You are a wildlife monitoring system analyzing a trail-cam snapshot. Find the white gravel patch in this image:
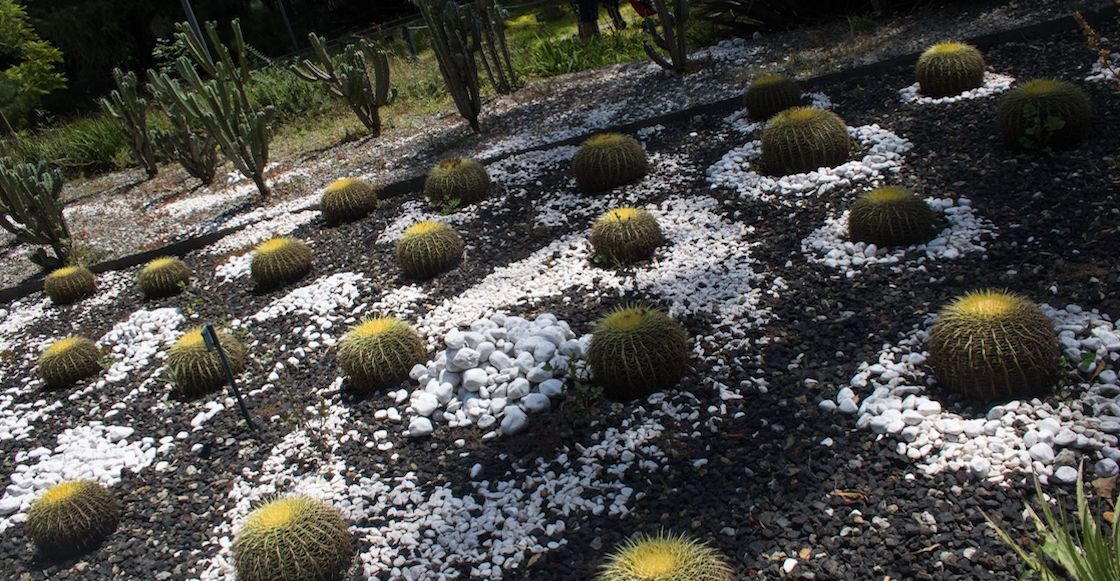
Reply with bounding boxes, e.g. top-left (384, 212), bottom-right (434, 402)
top-left (898, 72), bottom-right (1015, 104)
top-left (0, 297), bottom-right (53, 354)
top-left (707, 124), bottom-right (913, 206)
top-left (97, 307), bottom-right (185, 384)
top-left (826, 303), bottom-right (1120, 486)
top-left (1086, 52), bottom-right (1120, 84)
top-left (214, 252), bottom-right (255, 283)
top-left (163, 183), bottom-right (257, 220)
top-left (801, 196), bottom-right (995, 276)
top-left (247, 272), bottom-right (367, 325)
